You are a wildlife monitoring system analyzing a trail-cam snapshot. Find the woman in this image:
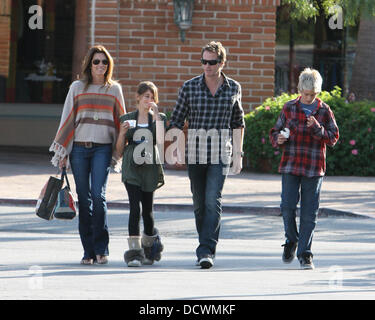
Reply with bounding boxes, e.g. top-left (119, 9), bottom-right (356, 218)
top-left (269, 68), bottom-right (339, 269)
top-left (116, 81), bottom-right (166, 267)
top-left (50, 45), bottom-right (126, 265)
